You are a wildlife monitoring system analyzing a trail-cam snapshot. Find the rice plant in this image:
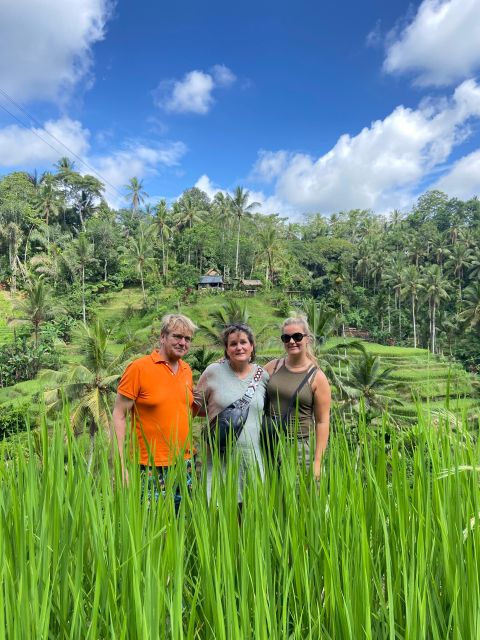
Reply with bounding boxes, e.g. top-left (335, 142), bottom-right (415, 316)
top-left (1, 409), bottom-right (479, 638)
